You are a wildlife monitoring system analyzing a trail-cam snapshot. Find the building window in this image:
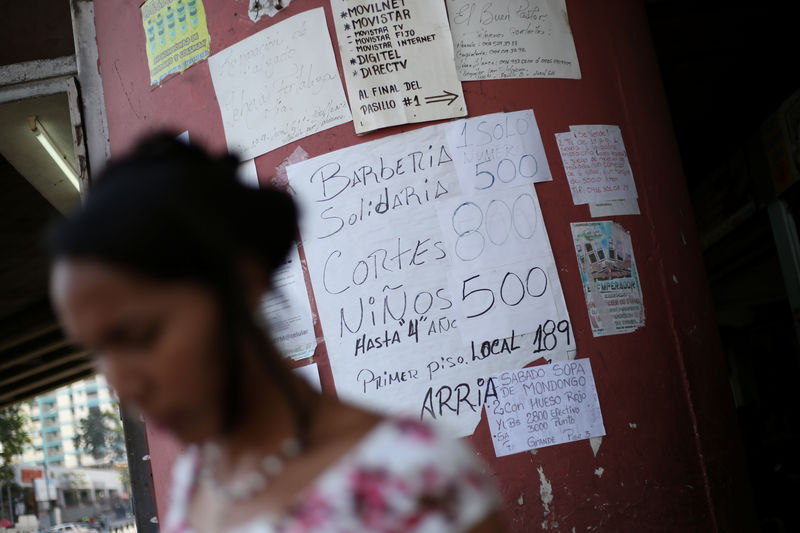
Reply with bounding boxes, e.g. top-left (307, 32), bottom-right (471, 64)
top-left (63, 490), bottom-right (79, 507)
